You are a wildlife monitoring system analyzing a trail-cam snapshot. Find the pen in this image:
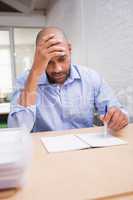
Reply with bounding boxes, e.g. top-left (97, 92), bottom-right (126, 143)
top-left (104, 105), bottom-right (108, 137)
